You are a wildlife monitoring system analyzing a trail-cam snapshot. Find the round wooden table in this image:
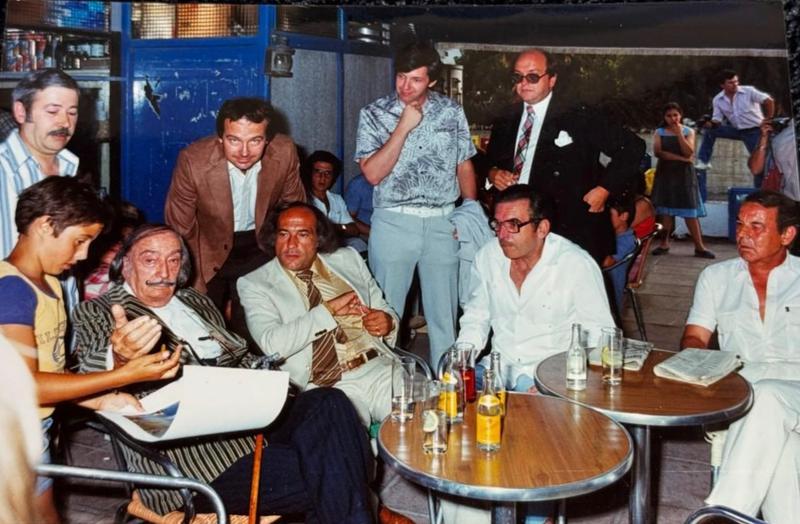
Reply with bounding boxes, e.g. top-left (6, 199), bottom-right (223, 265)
top-left (378, 392), bottom-right (633, 524)
top-left (535, 350), bottom-right (753, 524)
